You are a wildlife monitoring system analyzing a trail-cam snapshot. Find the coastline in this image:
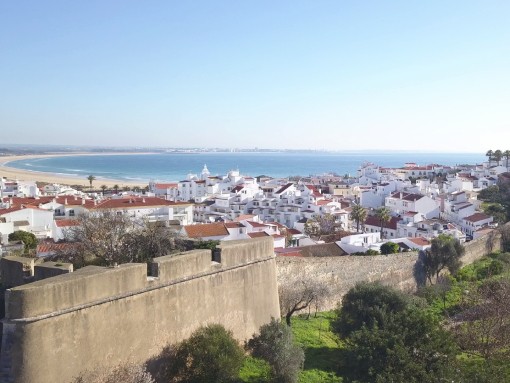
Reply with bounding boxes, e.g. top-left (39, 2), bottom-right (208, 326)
top-left (0, 152), bottom-right (154, 188)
